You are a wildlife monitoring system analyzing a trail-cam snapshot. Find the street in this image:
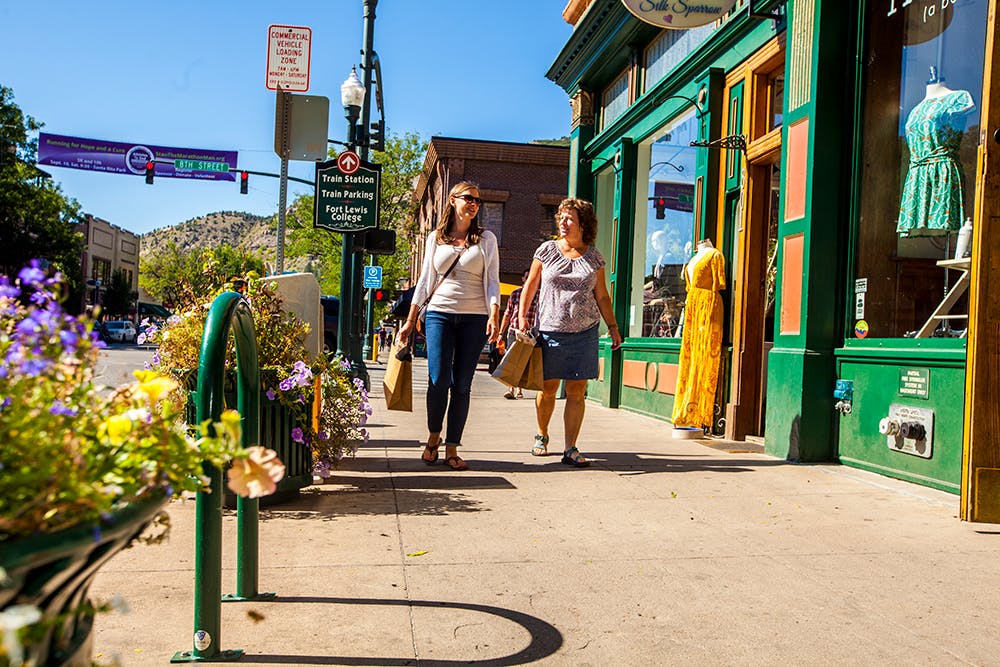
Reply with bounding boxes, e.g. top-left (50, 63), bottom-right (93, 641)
top-left (94, 345), bottom-right (155, 391)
